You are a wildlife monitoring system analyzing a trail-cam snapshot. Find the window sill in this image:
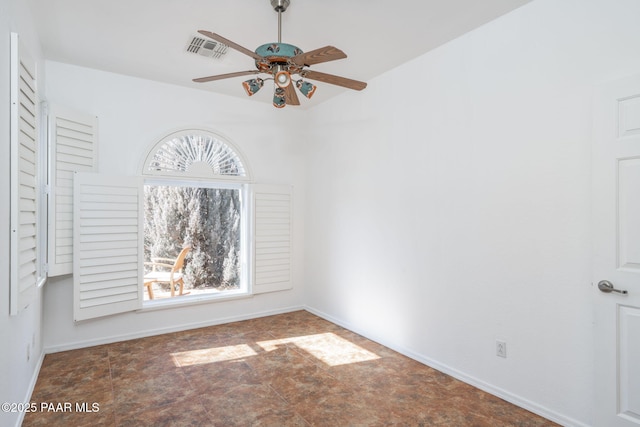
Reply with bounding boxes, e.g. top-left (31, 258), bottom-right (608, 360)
top-left (138, 289), bottom-right (252, 312)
